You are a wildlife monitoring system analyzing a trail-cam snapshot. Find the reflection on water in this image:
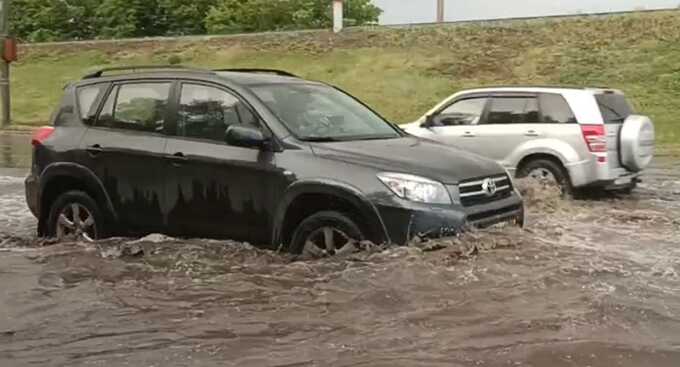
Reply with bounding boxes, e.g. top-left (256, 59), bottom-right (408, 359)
top-left (0, 132), bottom-right (31, 169)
